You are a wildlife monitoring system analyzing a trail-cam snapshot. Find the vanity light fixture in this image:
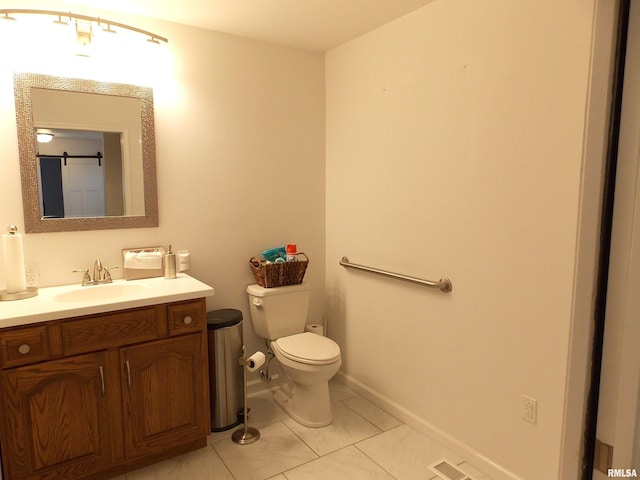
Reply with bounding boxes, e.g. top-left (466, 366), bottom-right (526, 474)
top-left (36, 133), bottom-right (54, 143)
top-left (102, 23), bottom-right (117, 35)
top-left (0, 9), bottom-right (168, 48)
top-left (53, 15), bottom-right (68, 26)
top-left (75, 19), bottom-right (93, 55)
